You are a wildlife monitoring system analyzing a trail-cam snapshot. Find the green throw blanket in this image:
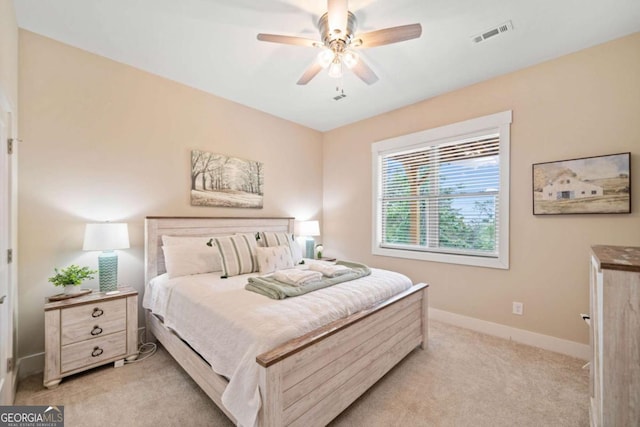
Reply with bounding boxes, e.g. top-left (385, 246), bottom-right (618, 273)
top-left (245, 260), bottom-right (371, 300)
